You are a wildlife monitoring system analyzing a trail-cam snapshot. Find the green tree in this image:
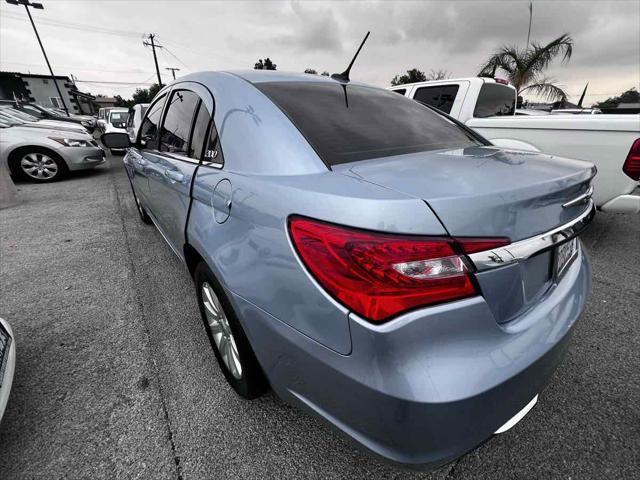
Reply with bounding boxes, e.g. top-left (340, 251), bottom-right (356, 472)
top-left (131, 83), bottom-right (161, 104)
top-left (113, 95), bottom-right (132, 108)
top-left (254, 58), bottom-right (277, 70)
top-left (390, 68), bottom-right (427, 86)
top-left (478, 34), bottom-right (574, 102)
top-left (304, 68), bottom-right (318, 74)
top-left (594, 87), bottom-right (639, 109)
top-left (321, 71), bottom-right (330, 77)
